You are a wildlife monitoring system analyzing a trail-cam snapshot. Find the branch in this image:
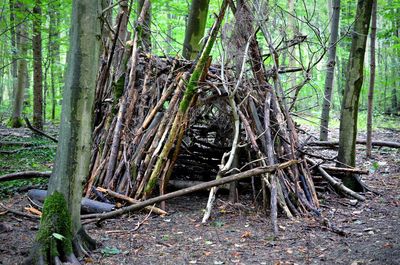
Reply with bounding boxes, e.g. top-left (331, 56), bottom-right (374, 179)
top-left (307, 140), bottom-right (400, 149)
top-left (23, 117), bottom-right (58, 142)
top-left (0, 171), bottom-right (51, 182)
top-left (306, 158), bottom-right (365, 201)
